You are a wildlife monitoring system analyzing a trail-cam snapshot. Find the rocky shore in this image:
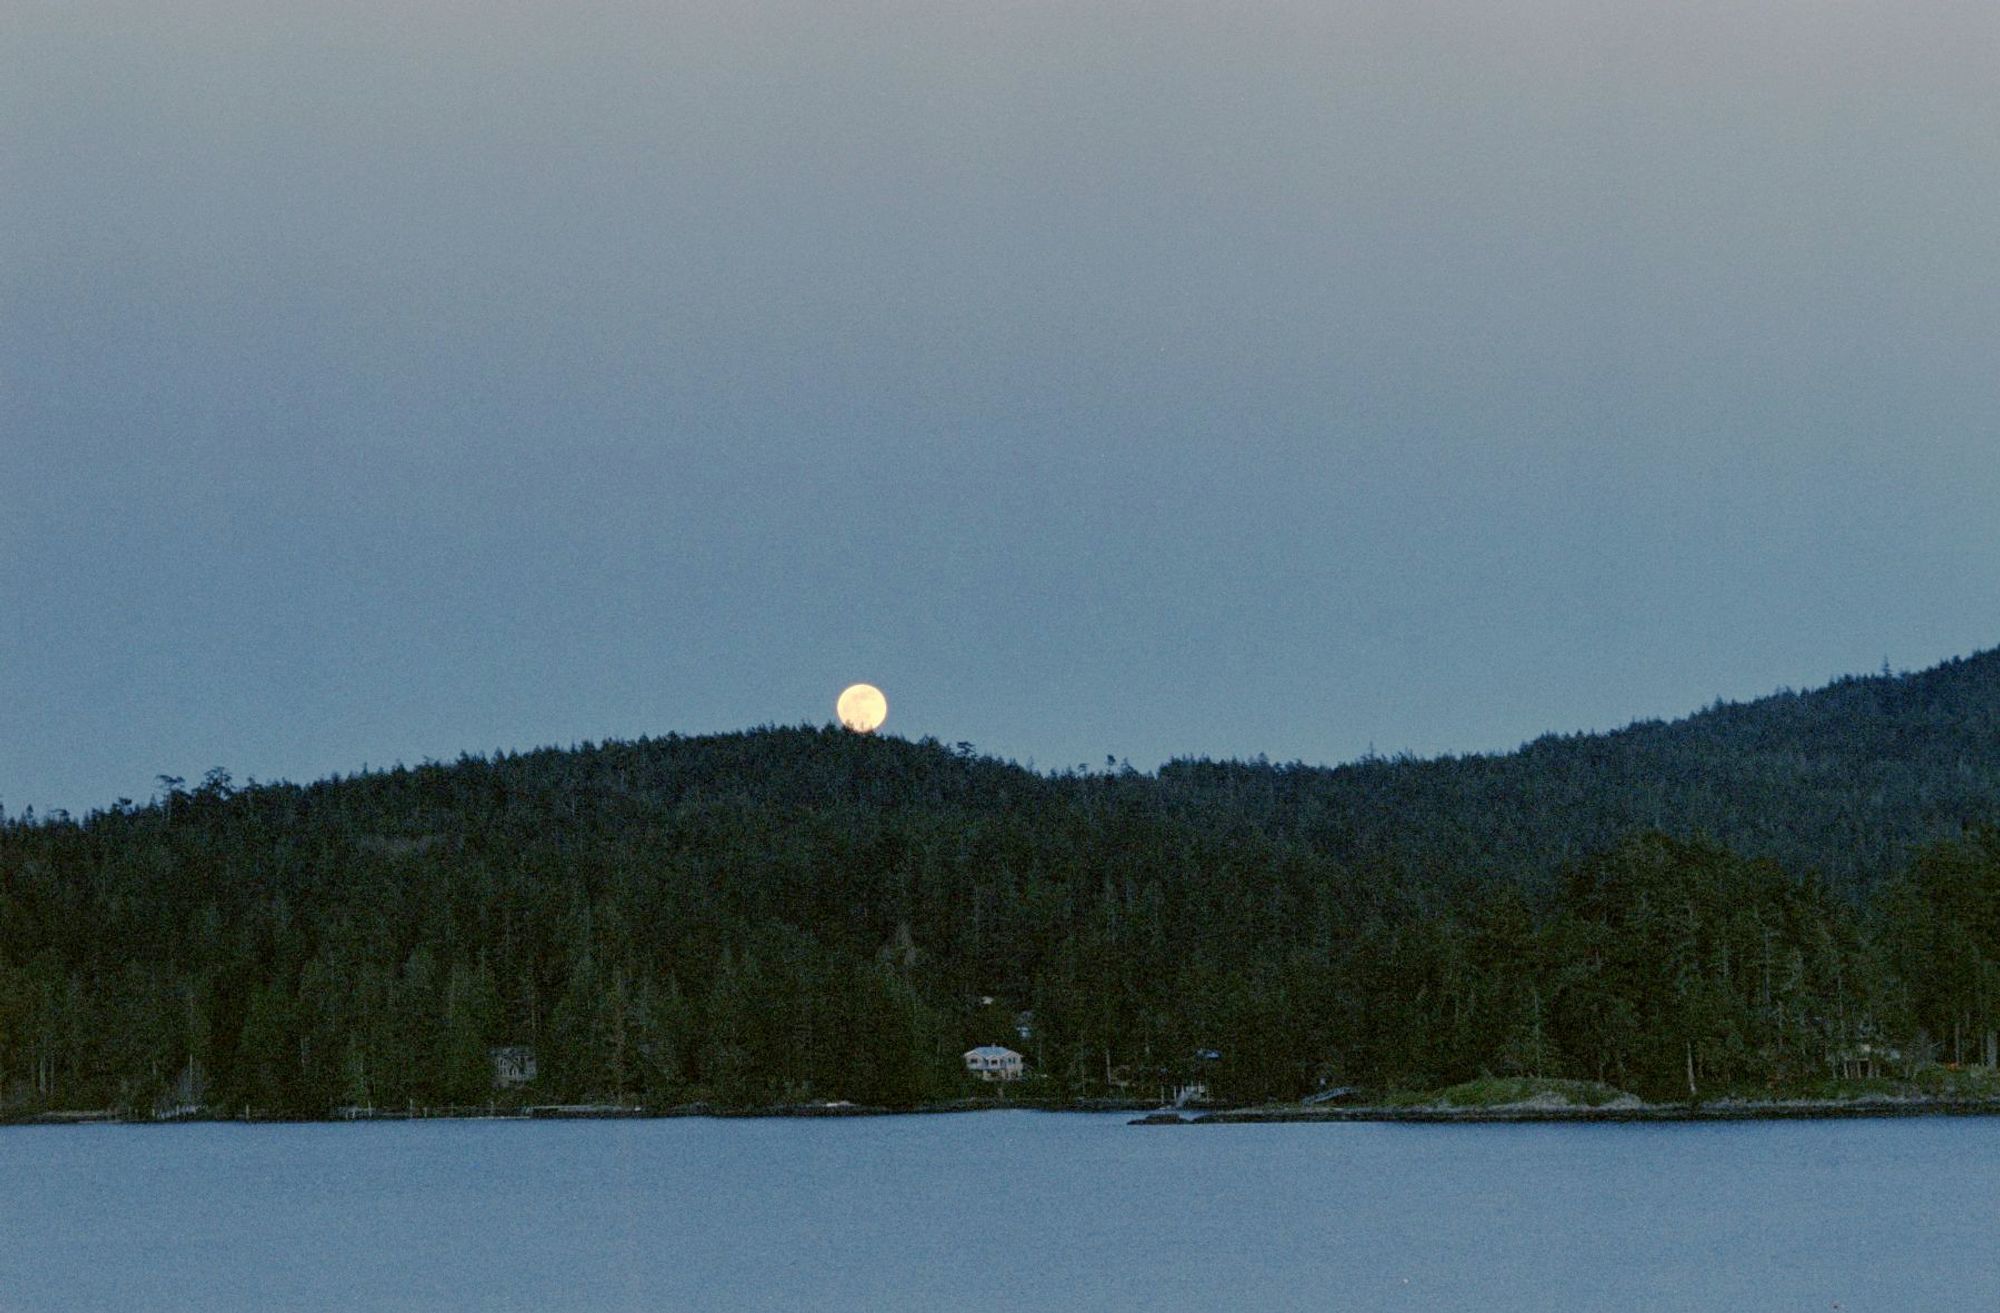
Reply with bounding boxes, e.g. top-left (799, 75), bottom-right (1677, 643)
top-left (1142, 1096), bottom-right (2000, 1125)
